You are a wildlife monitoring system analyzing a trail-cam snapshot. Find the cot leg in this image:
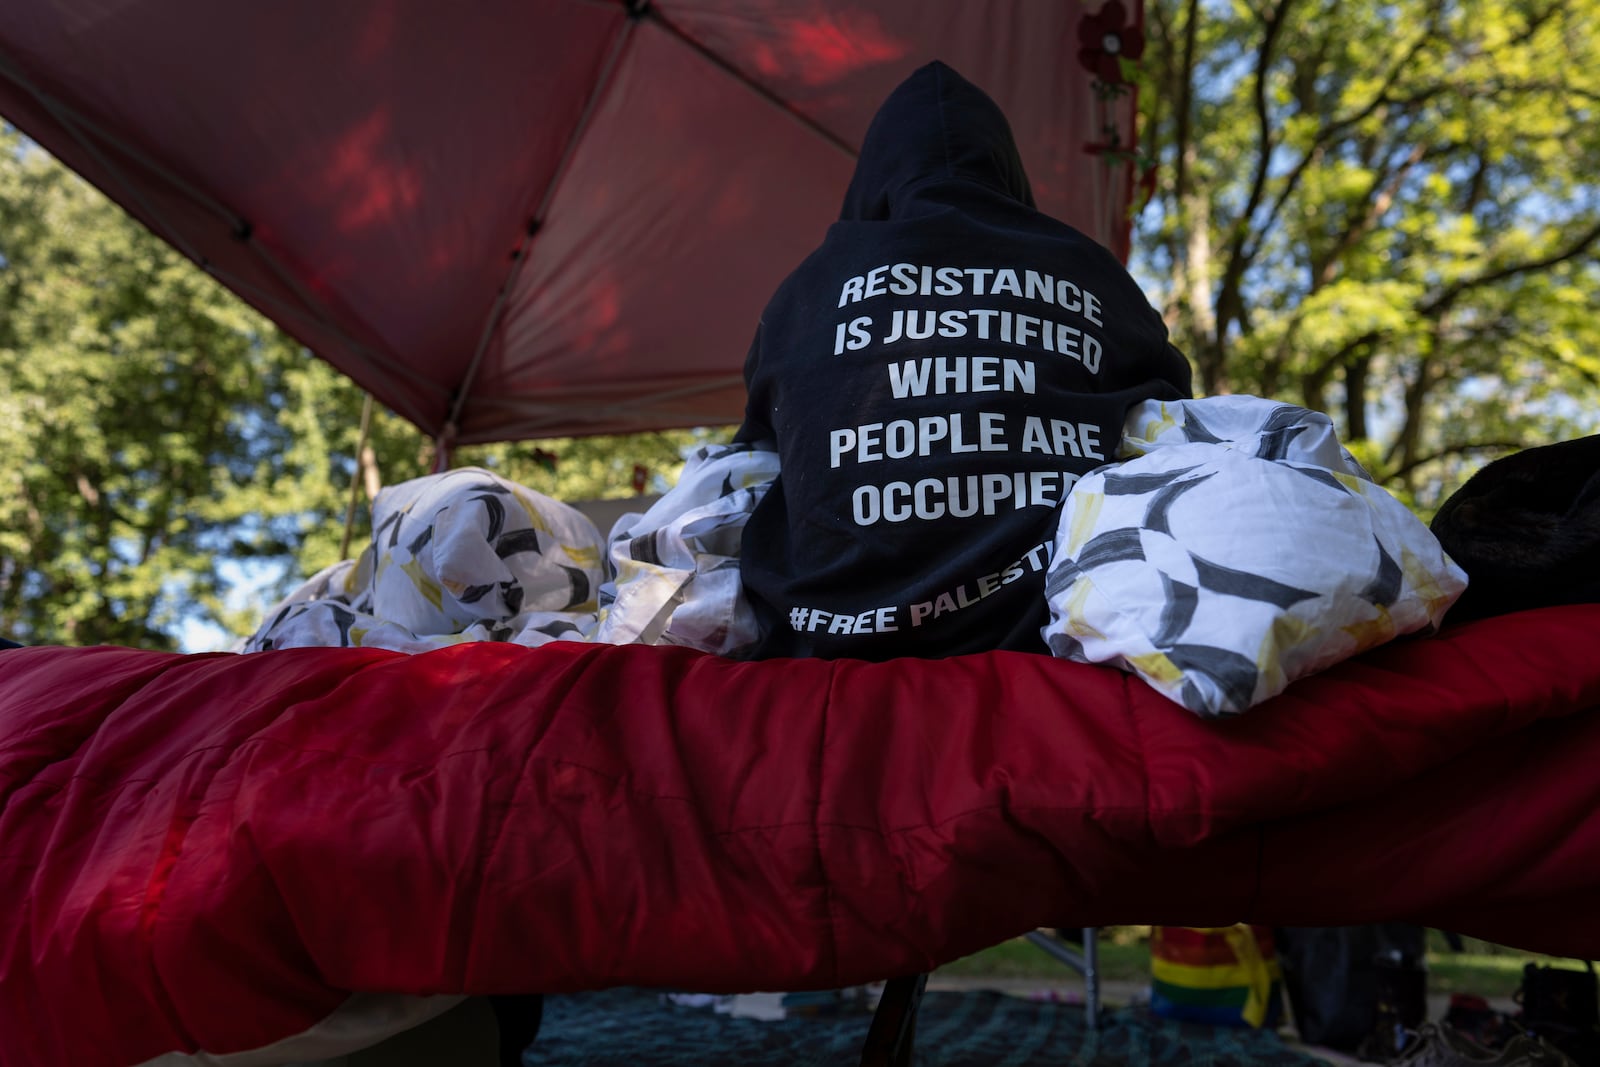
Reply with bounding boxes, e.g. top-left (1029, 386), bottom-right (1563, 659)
top-left (1081, 927), bottom-right (1100, 1030)
top-left (859, 973), bottom-right (927, 1067)
top-left (1023, 927), bottom-right (1102, 1030)
top-left (488, 994), bottom-right (544, 1066)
